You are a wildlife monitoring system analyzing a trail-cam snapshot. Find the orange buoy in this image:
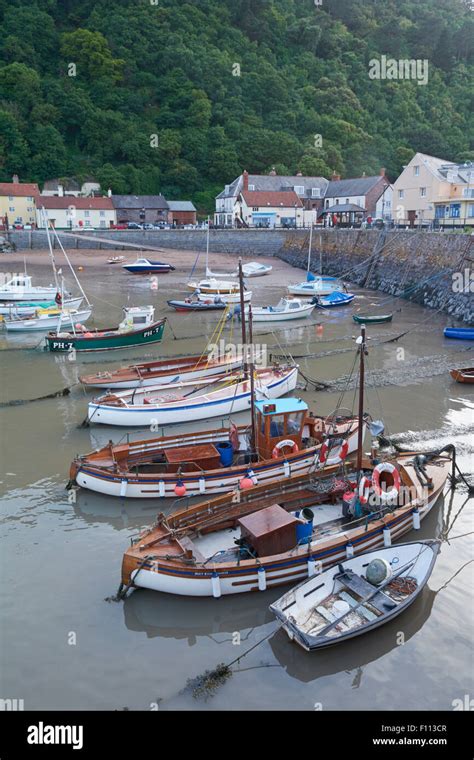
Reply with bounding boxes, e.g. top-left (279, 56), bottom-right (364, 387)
top-left (239, 476), bottom-right (254, 490)
top-left (174, 480), bottom-right (187, 497)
